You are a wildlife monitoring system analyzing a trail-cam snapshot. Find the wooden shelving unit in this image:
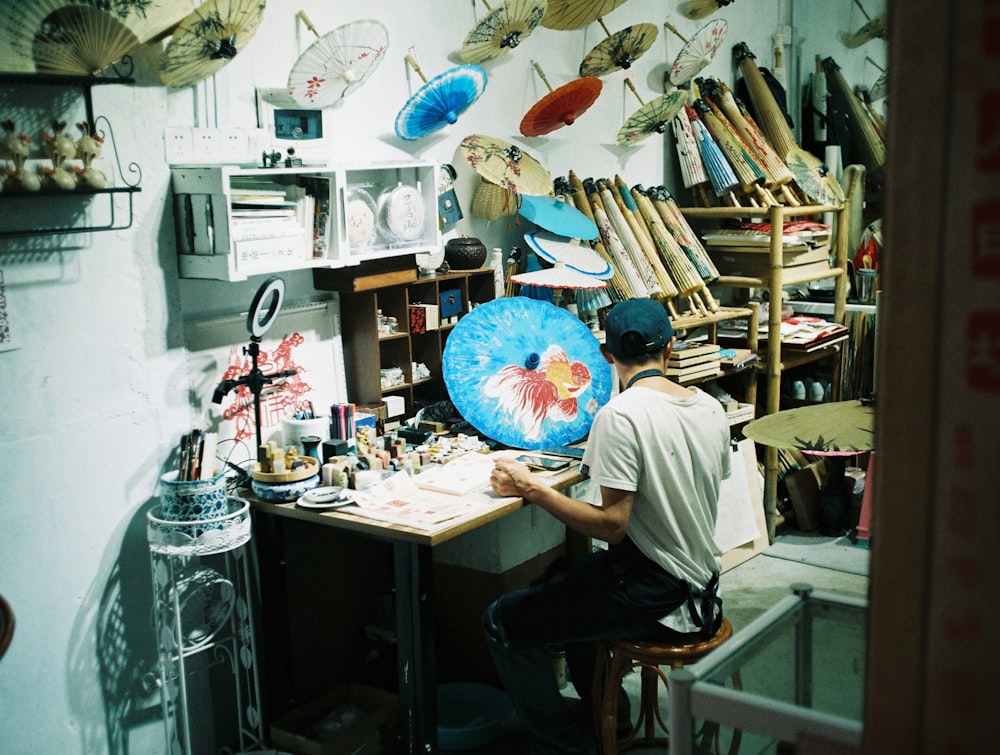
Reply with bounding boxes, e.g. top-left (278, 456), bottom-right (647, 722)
top-left (682, 203), bottom-right (849, 540)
